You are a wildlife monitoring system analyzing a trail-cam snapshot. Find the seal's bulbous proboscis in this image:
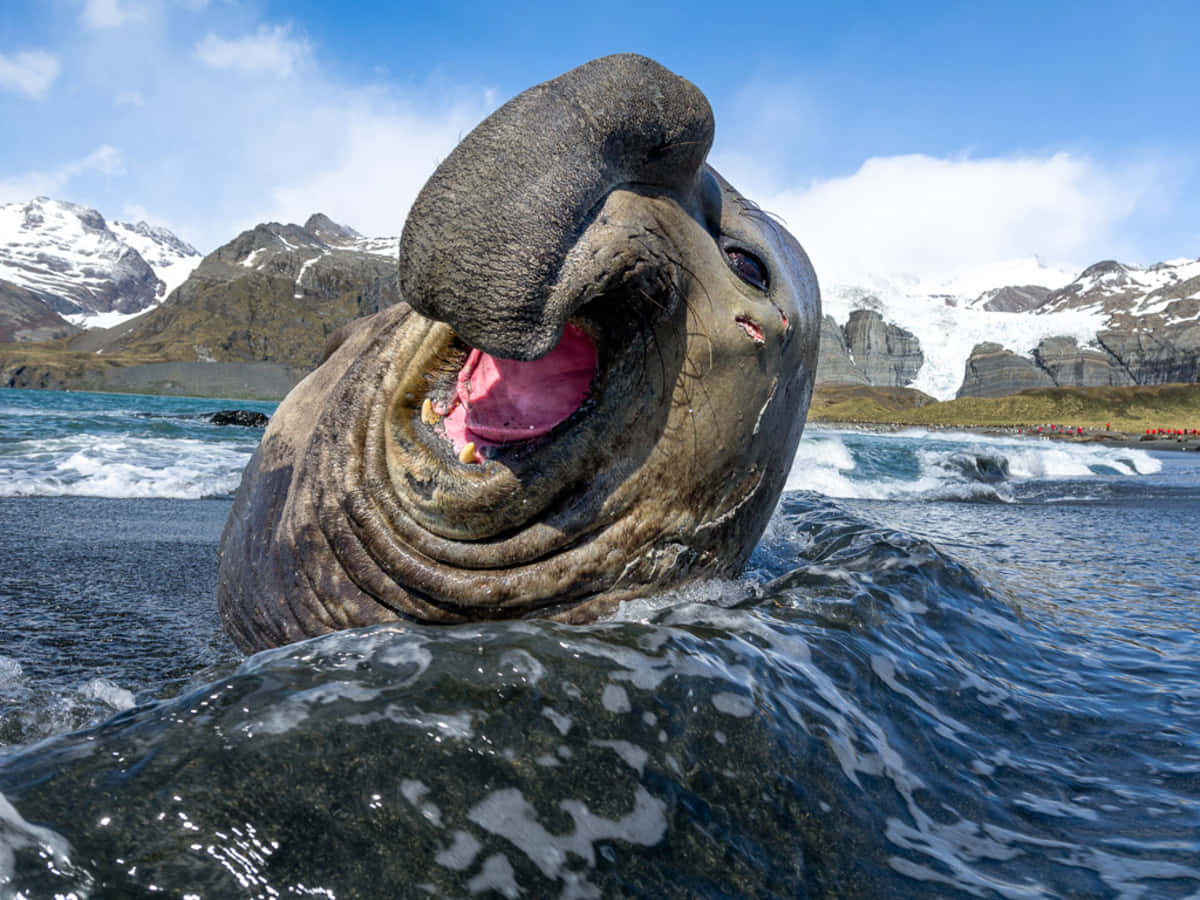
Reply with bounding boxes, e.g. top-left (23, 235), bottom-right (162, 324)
top-left (217, 54), bottom-right (821, 651)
